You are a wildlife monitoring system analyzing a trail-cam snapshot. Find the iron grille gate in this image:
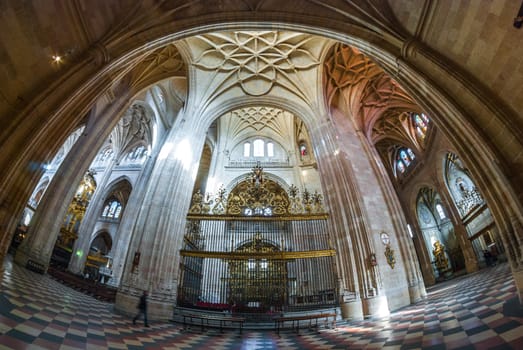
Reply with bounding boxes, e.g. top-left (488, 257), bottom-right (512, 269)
top-left (177, 215), bottom-right (338, 320)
